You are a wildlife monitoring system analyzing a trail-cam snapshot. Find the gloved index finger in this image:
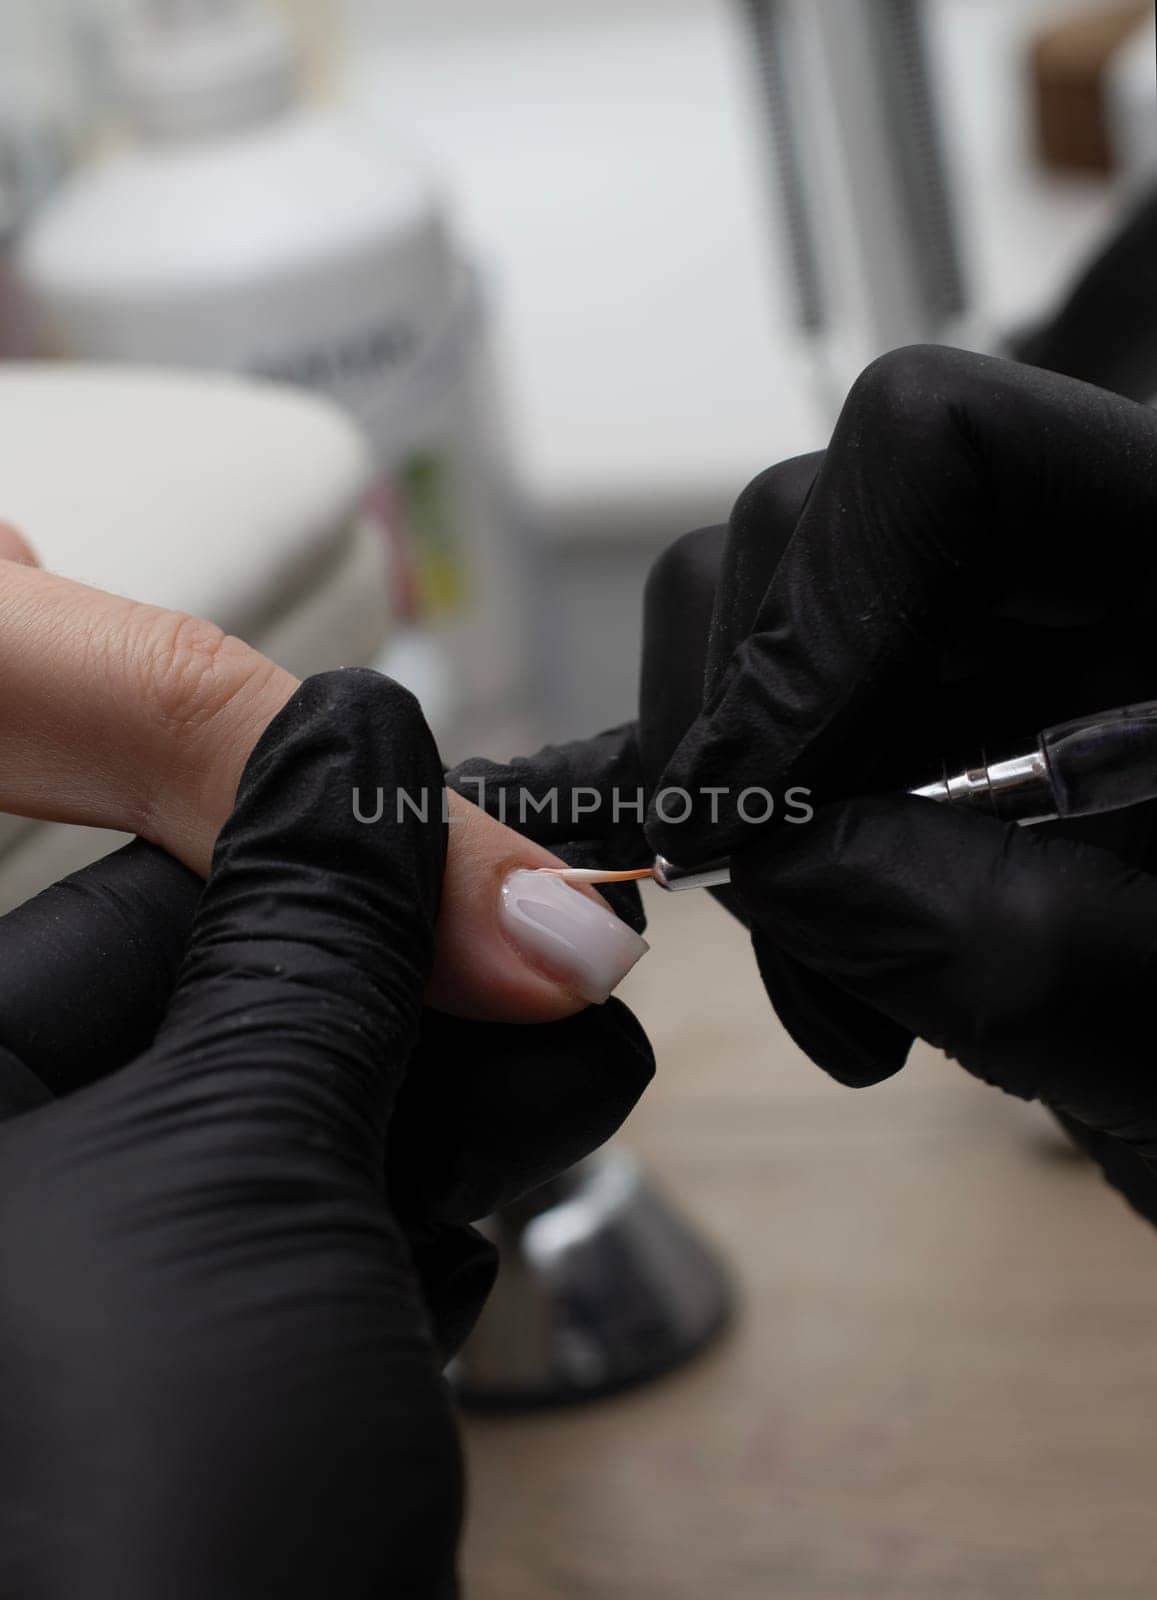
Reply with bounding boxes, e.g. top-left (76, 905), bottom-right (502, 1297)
top-left (649, 346), bottom-right (1157, 864)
